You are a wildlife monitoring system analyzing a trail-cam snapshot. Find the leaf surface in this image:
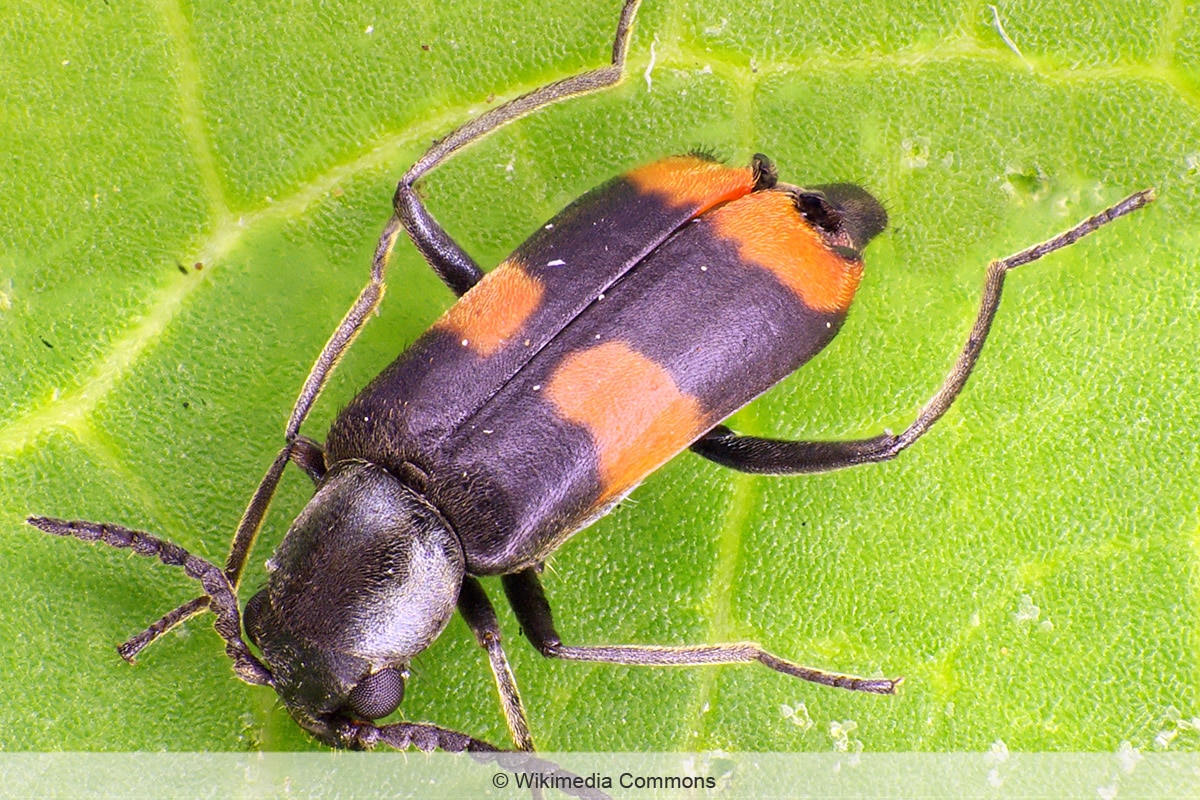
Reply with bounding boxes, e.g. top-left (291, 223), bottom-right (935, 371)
top-left (1, 0), bottom-right (1197, 753)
